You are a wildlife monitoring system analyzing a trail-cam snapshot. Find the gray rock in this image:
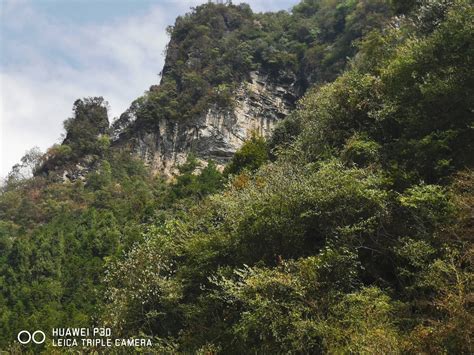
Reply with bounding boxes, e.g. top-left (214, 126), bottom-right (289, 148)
top-left (113, 71), bottom-right (296, 177)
